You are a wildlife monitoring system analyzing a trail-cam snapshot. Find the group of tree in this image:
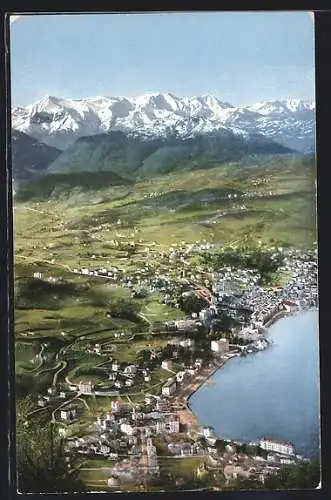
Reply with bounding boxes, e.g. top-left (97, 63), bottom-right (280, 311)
top-left (16, 396), bottom-right (85, 493)
top-left (191, 244), bottom-right (284, 285)
top-left (226, 460), bottom-right (320, 491)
